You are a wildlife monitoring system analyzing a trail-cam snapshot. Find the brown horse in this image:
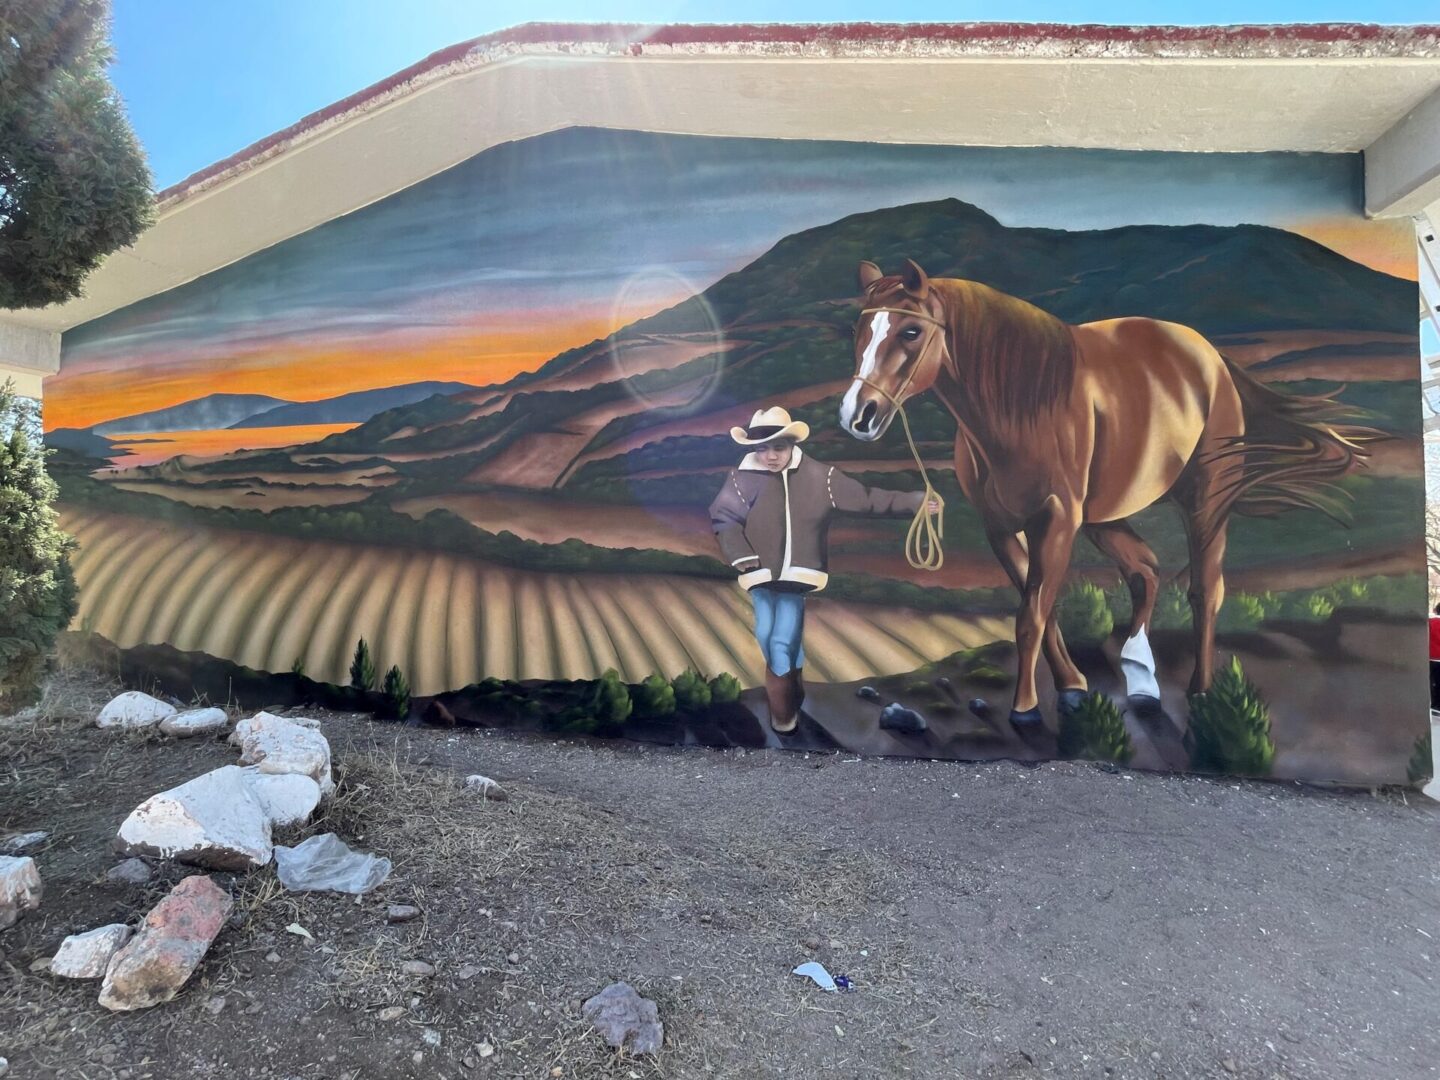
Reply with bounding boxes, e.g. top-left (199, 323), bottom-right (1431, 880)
top-left (841, 259), bottom-right (1374, 726)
